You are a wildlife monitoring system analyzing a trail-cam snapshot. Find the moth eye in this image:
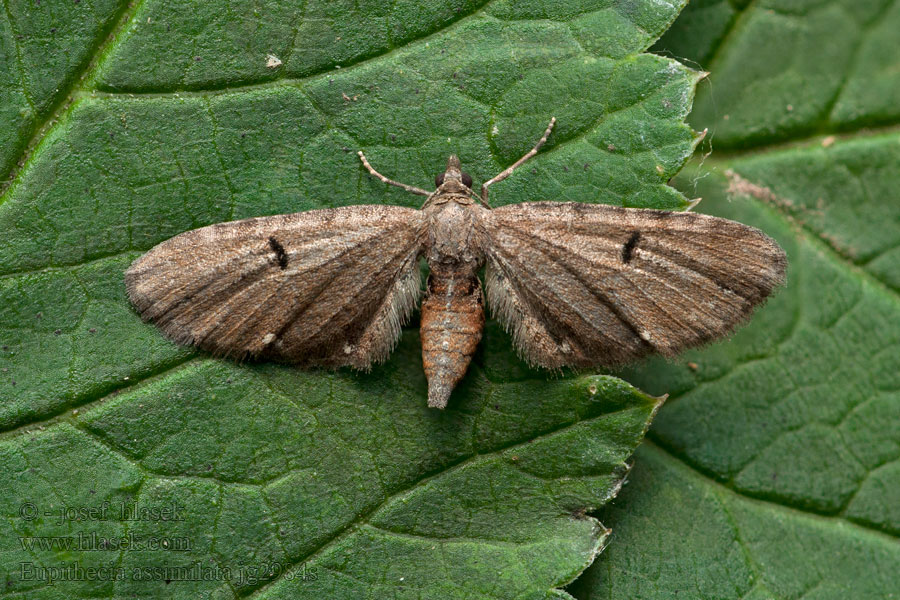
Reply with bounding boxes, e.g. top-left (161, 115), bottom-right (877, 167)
top-left (435, 173), bottom-right (445, 187)
top-left (461, 172), bottom-right (473, 188)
